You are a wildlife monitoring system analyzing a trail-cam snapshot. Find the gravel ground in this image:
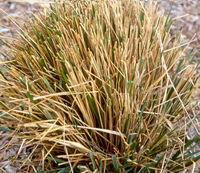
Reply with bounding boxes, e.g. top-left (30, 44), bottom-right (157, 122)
top-left (0, 0), bottom-right (200, 172)
top-left (159, 0), bottom-right (200, 41)
top-left (158, 0), bottom-right (200, 67)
